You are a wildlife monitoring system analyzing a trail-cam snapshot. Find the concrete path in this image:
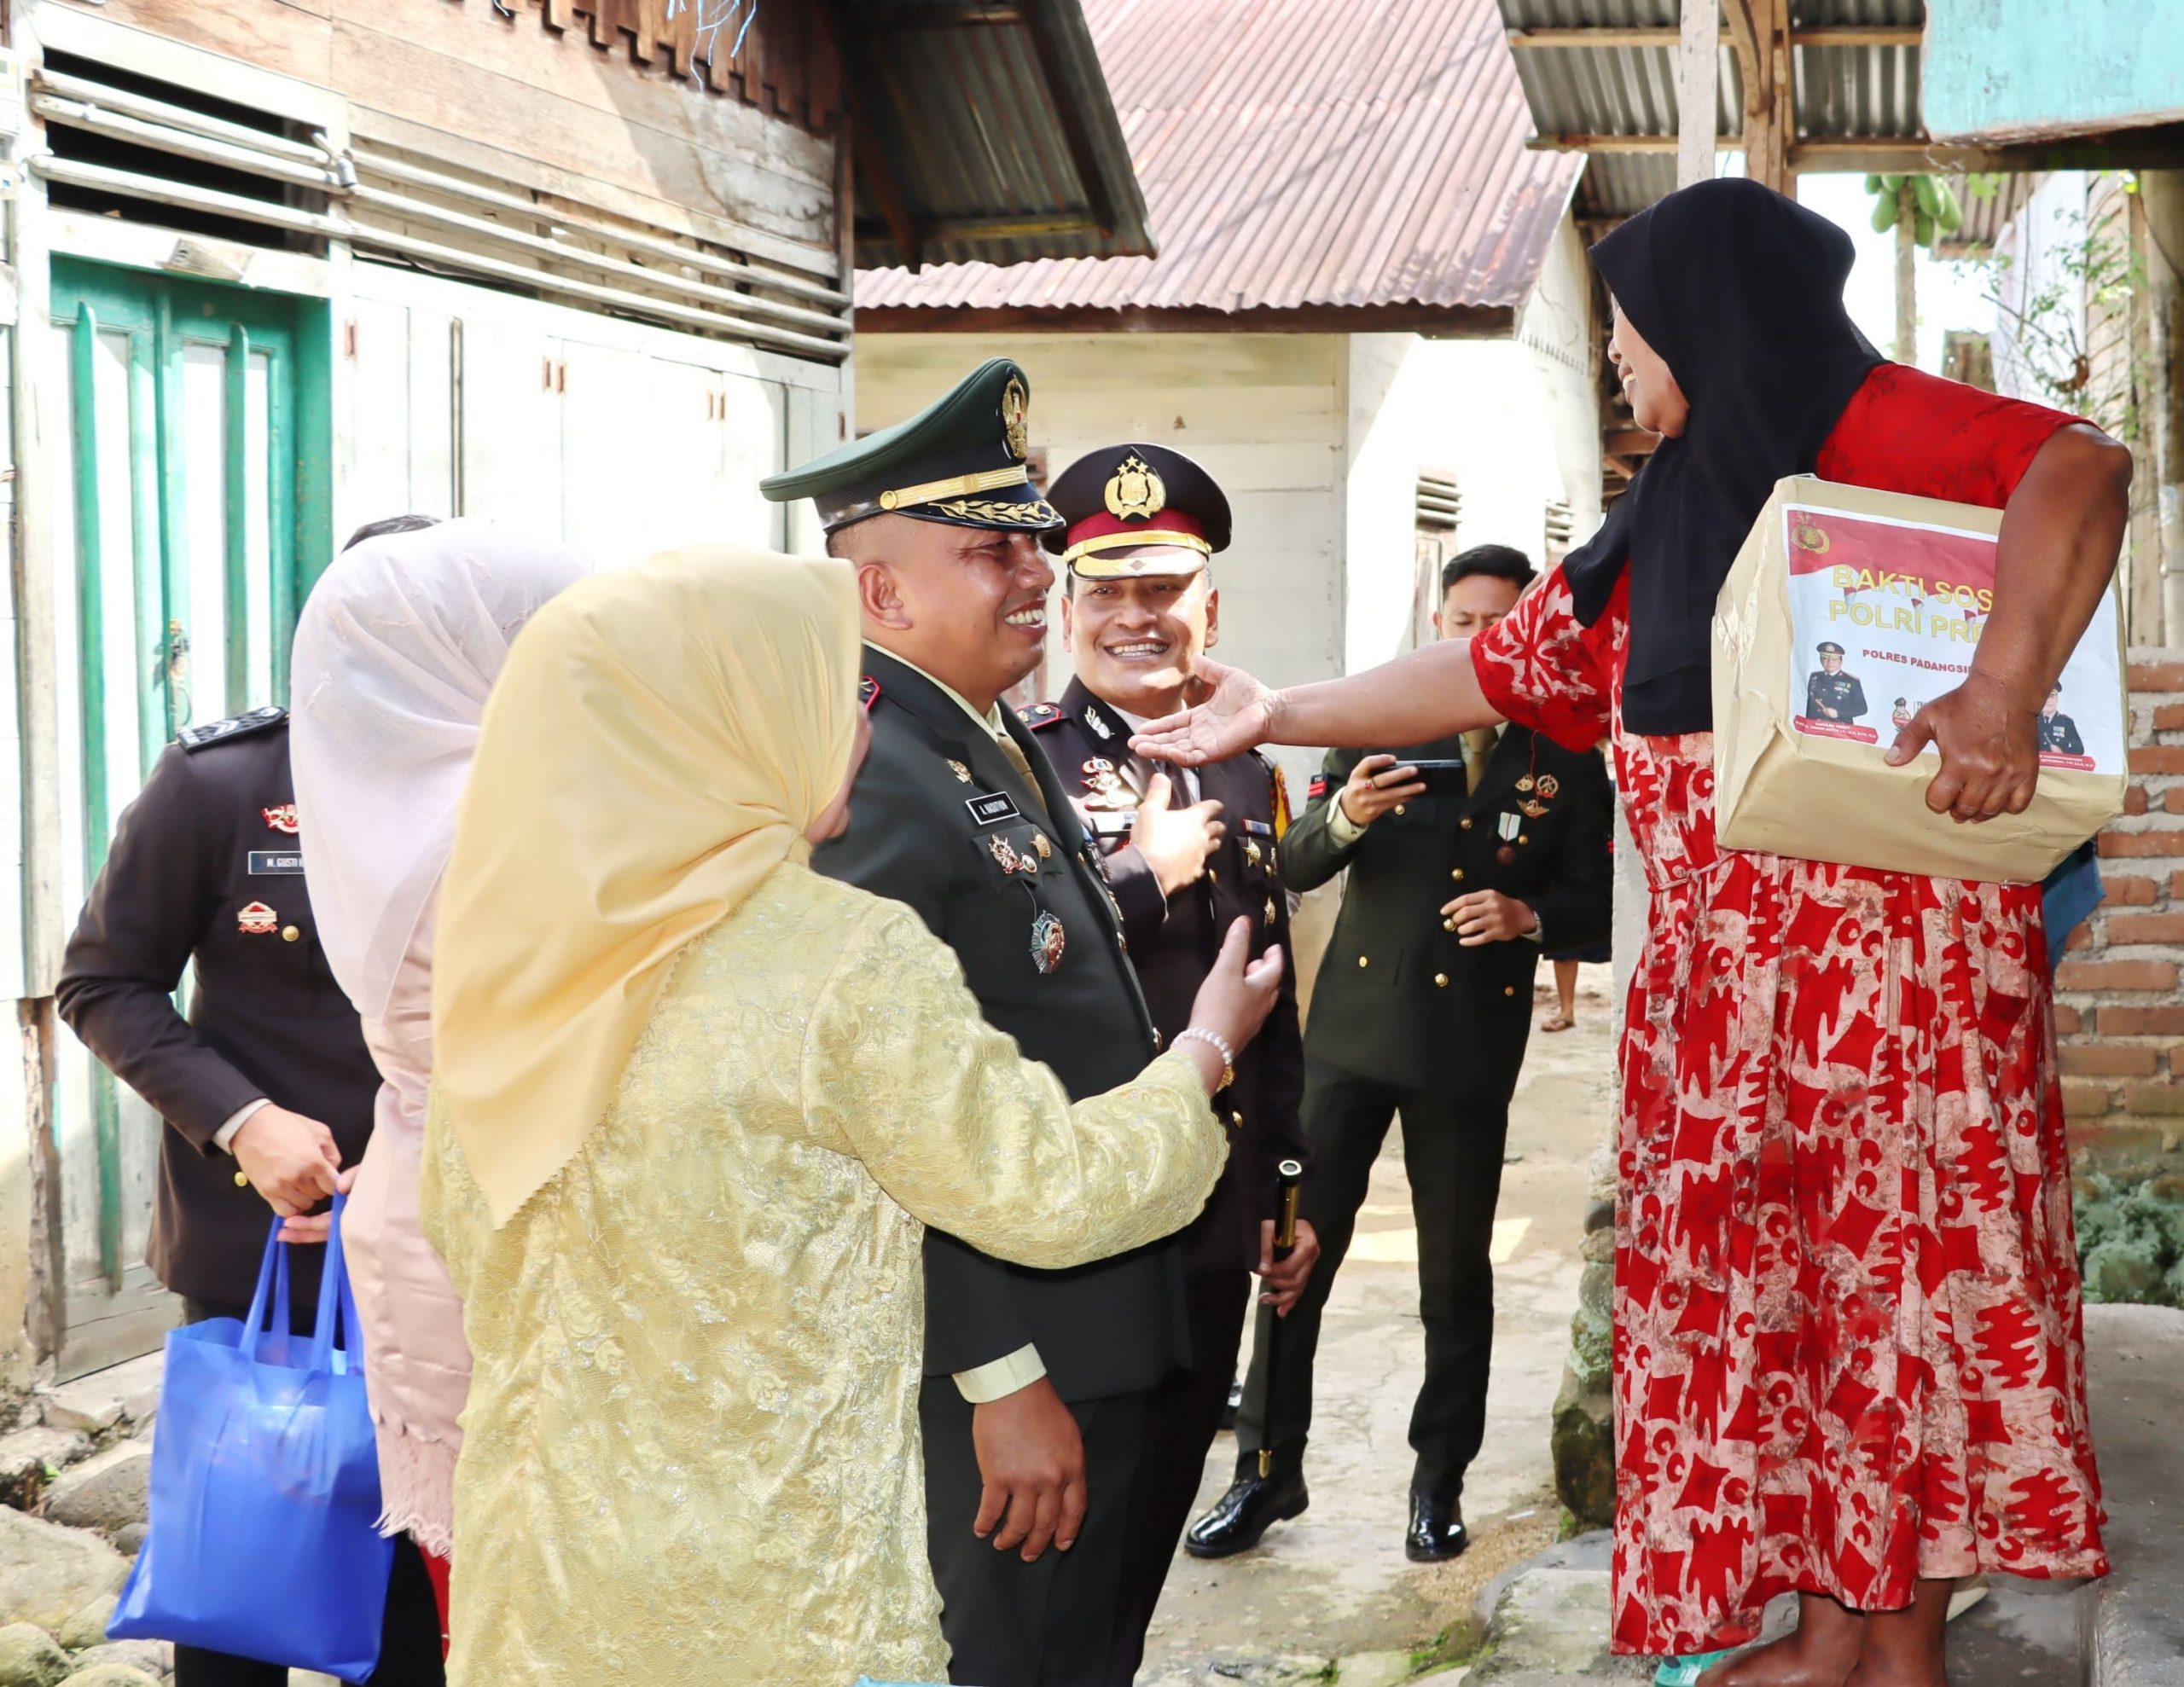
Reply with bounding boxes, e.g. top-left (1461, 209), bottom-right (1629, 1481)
top-left (1136, 967), bottom-right (1617, 1682)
